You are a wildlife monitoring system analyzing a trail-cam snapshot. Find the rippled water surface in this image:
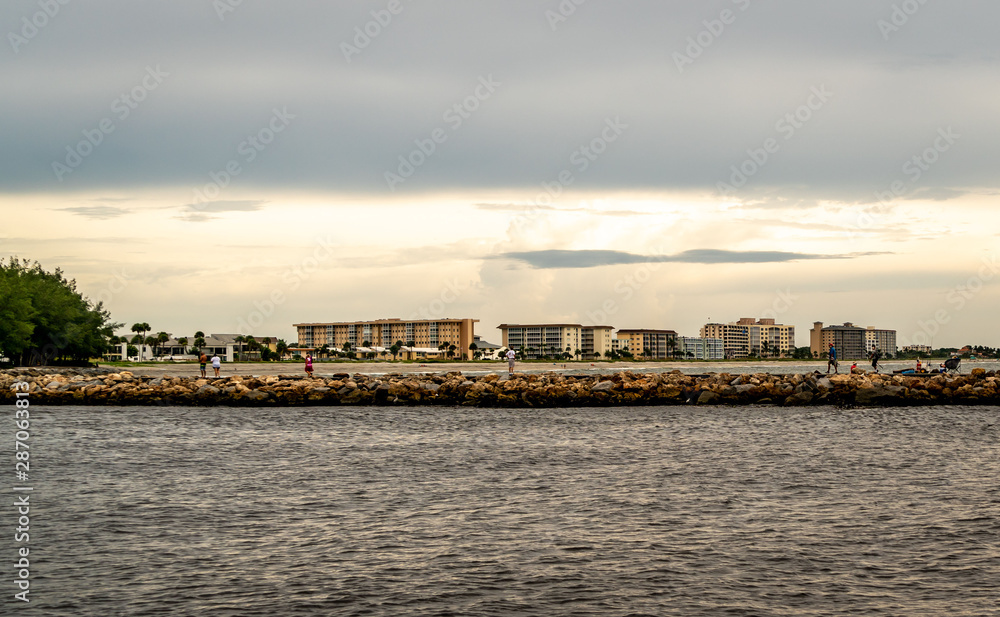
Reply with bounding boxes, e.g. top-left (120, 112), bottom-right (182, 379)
top-left (9, 405), bottom-right (1000, 616)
